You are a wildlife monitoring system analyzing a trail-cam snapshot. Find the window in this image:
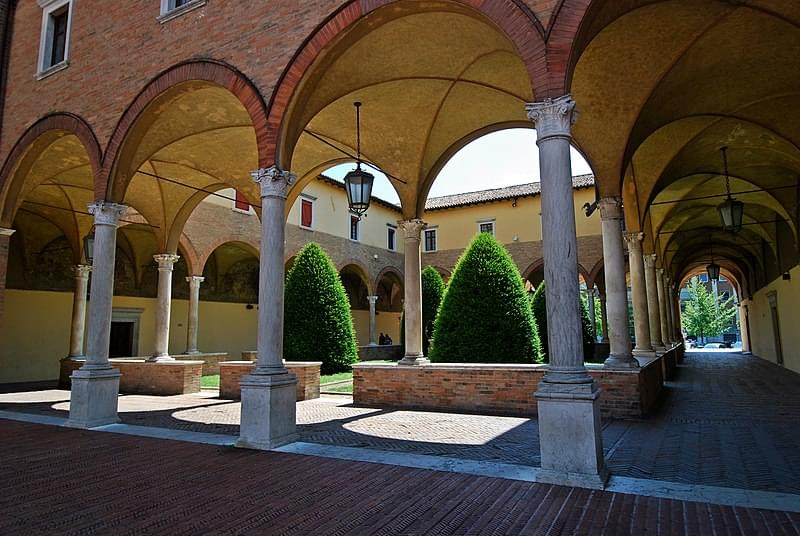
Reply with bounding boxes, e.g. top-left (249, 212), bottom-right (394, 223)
top-left (387, 226), bottom-right (396, 251)
top-left (424, 228), bottom-right (437, 252)
top-left (350, 216), bottom-right (360, 241)
top-left (300, 199), bottom-right (313, 228)
top-left (37, 0), bottom-right (74, 77)
top-left (478, 220), bottom-right (496, 236)
top-left (159, 0), bottom-right (207, 21)
top-left (234, 191), bottom-right (250, 212)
